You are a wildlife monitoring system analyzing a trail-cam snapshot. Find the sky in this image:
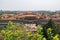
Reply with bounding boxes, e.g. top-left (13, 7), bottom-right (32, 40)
top-left (0, 0), bottom-right (60, 11)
